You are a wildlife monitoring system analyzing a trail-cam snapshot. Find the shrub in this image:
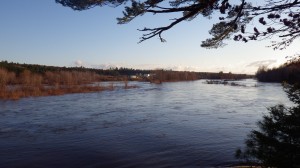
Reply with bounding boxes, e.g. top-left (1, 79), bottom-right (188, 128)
top-left (236, 83), bottom-right (300, 167)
